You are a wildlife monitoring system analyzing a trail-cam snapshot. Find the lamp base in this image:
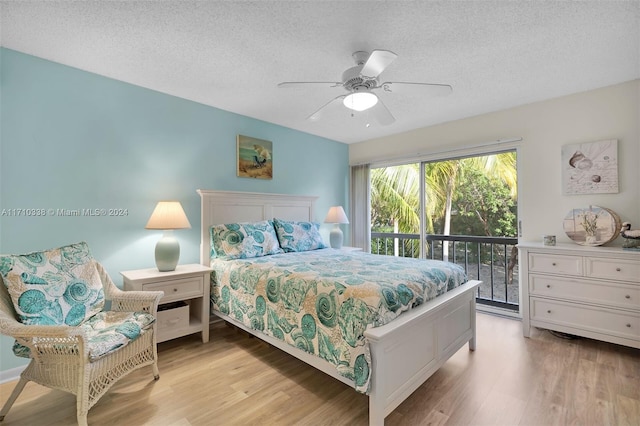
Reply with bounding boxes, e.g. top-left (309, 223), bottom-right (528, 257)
top-left (329, 225), bottom-right (344, 249)
top-left (155, 230), bottom-right (180, 272)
